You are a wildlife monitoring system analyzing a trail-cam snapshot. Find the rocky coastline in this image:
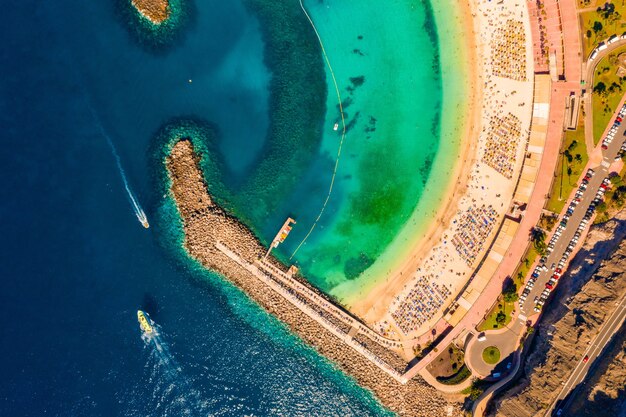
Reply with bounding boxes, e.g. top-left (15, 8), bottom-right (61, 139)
top-left (131, 0), bottom-right (170, 24)
top-left (165, 139), bottom-right (461, 417)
